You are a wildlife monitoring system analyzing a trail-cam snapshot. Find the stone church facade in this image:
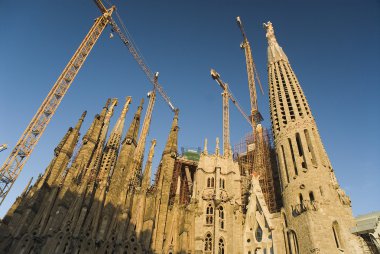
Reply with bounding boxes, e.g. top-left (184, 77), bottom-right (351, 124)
top-left (0, 22), bottom-right (372, 254)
